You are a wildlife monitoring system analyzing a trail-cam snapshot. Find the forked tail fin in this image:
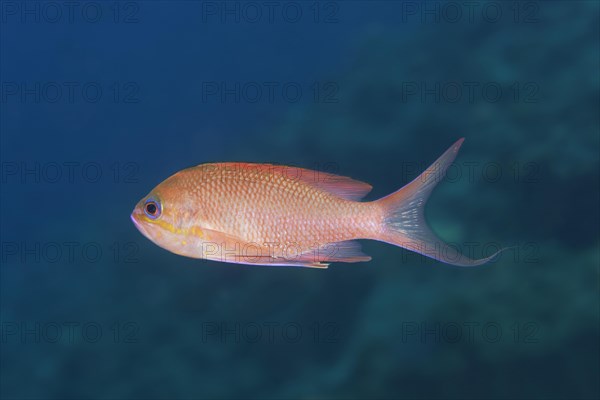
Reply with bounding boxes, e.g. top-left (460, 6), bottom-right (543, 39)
top-left (376, 138), bottom-right (503, 267)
